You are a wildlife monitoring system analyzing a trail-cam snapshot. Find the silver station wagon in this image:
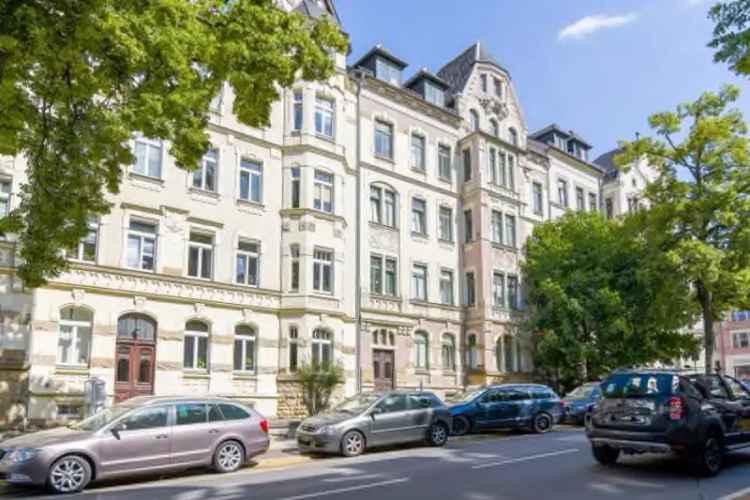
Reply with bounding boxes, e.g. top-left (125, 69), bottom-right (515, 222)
top-left (296, 391), bottom-right (452, 457)
top-left (0, 396), bottom-right (270, 494)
